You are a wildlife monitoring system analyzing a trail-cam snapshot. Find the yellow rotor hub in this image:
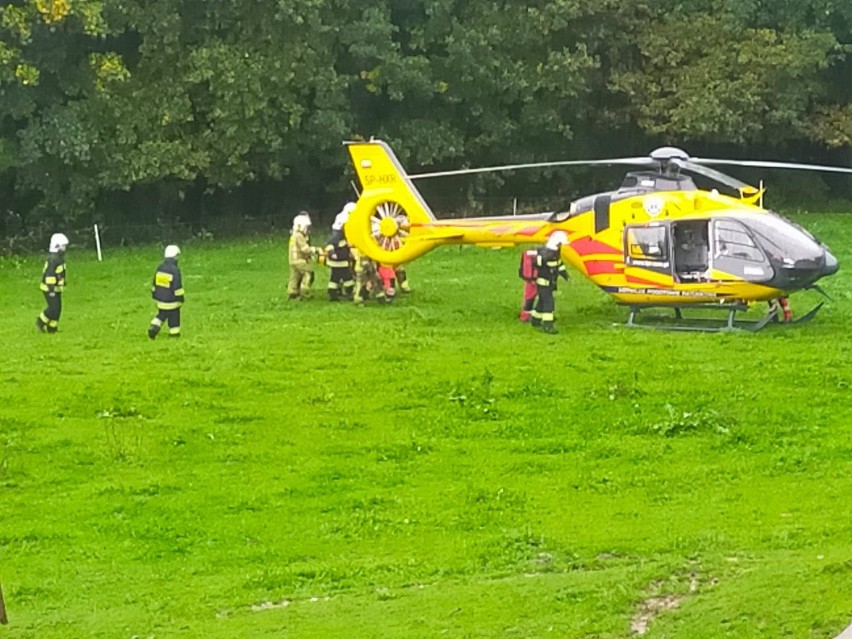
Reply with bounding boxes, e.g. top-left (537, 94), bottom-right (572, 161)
top-left (379, 216), bottom-right (399, 238)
